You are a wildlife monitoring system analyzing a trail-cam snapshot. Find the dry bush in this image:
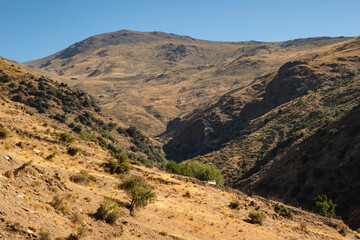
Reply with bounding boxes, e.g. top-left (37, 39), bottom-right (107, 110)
top-left (70, 170), bottom-right (93, 185)
top-left (0, 127), bottom-right (9, 139)
top-left (50, 194), bottom-right (71, 215)
top-left (248, 211), bottom-right (266, 225)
